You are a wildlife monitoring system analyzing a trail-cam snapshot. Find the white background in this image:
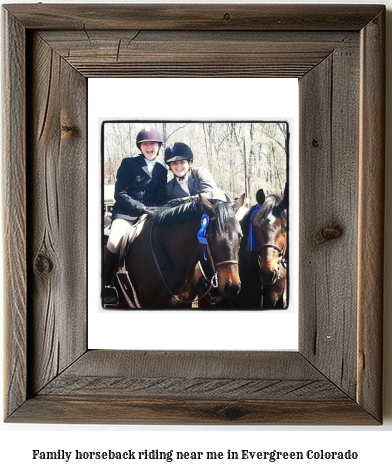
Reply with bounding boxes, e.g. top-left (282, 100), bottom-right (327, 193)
top-left (88, 78), bottom-right (299, 351)
top-left (1, 0), bottom-right (391, 472)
